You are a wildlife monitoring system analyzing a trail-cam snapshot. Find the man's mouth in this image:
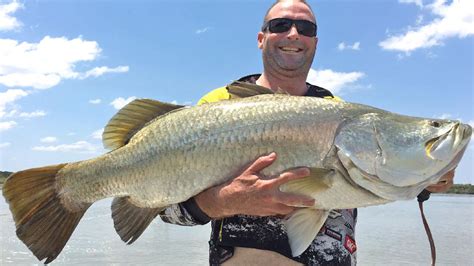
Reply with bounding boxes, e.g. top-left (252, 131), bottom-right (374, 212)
top-left (279, 46), bottom-right (303, 53)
